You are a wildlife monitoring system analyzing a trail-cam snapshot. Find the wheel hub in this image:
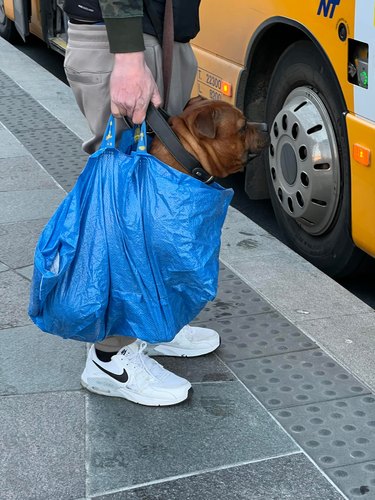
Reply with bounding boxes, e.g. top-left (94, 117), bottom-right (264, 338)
top-left (280, 143), bottom-right (298, 185)
top-left (269, 87), bottom-right (340, 236)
